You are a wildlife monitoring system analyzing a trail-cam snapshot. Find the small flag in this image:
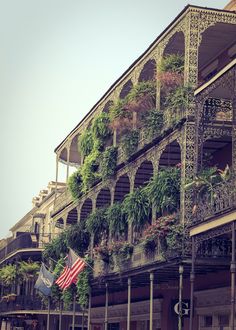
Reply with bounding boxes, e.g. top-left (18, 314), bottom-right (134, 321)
top-left (55, 248), bottom-right (86, 290)
top-left (34, 263), bottom-right (54, 296)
